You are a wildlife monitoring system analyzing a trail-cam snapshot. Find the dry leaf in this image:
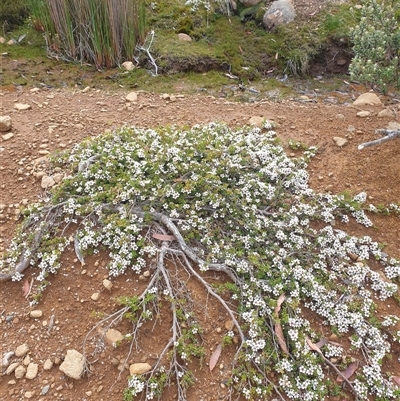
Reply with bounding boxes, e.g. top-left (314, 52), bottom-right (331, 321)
top-left (275, 323), bottom-right (289, 355)
top-left (391, 376), bottom-right (400, 387)
top-left (315, 338), bottom-right (329, 349)
top-left (274, 294), bottom-right (285, 314)
top-left (306, 337), bottom-right (323, 355)
top-left (209, 344), bottom-right (222, 372)
top-left (22, 279), bottom-right (30, 298)
top-left (152, 233), bottom-right (176, 241)
top-left (337, 362), bottom-right (358, 383)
